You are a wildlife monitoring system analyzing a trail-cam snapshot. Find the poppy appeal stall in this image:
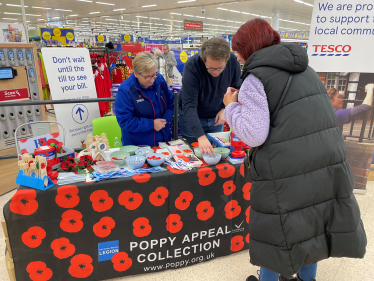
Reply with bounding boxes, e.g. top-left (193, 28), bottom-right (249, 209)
top-left (3, 160), bottom-right (251, 280)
